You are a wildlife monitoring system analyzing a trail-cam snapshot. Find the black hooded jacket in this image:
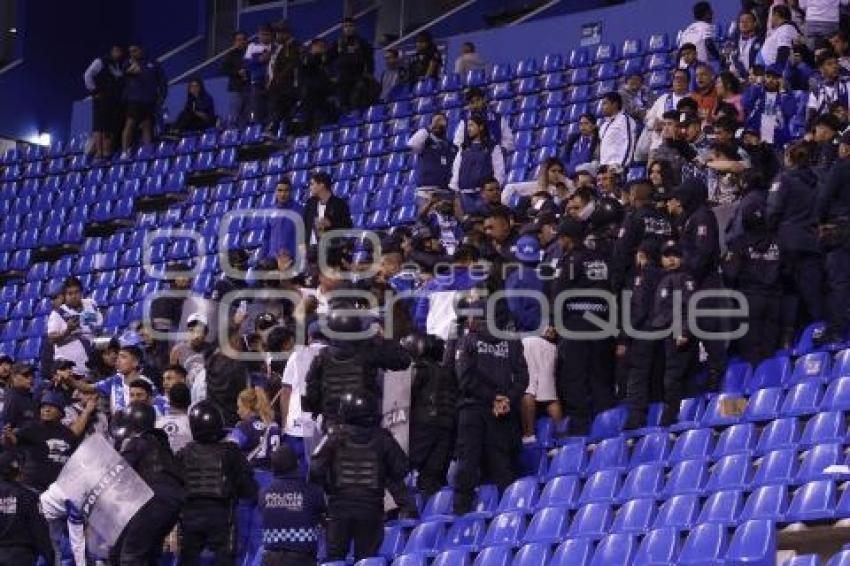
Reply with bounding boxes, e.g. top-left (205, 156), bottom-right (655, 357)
top-left (673, 178), bottom-right (720, 286)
